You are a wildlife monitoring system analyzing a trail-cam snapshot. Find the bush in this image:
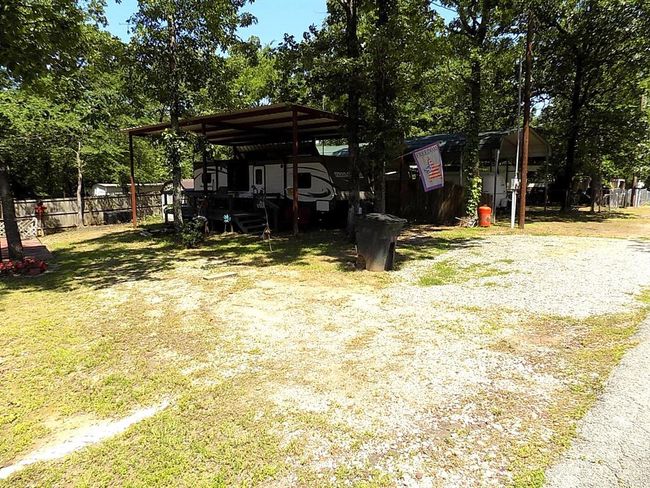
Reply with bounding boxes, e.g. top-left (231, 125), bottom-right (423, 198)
top-left (180, 217), bottom-right (208, 248)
